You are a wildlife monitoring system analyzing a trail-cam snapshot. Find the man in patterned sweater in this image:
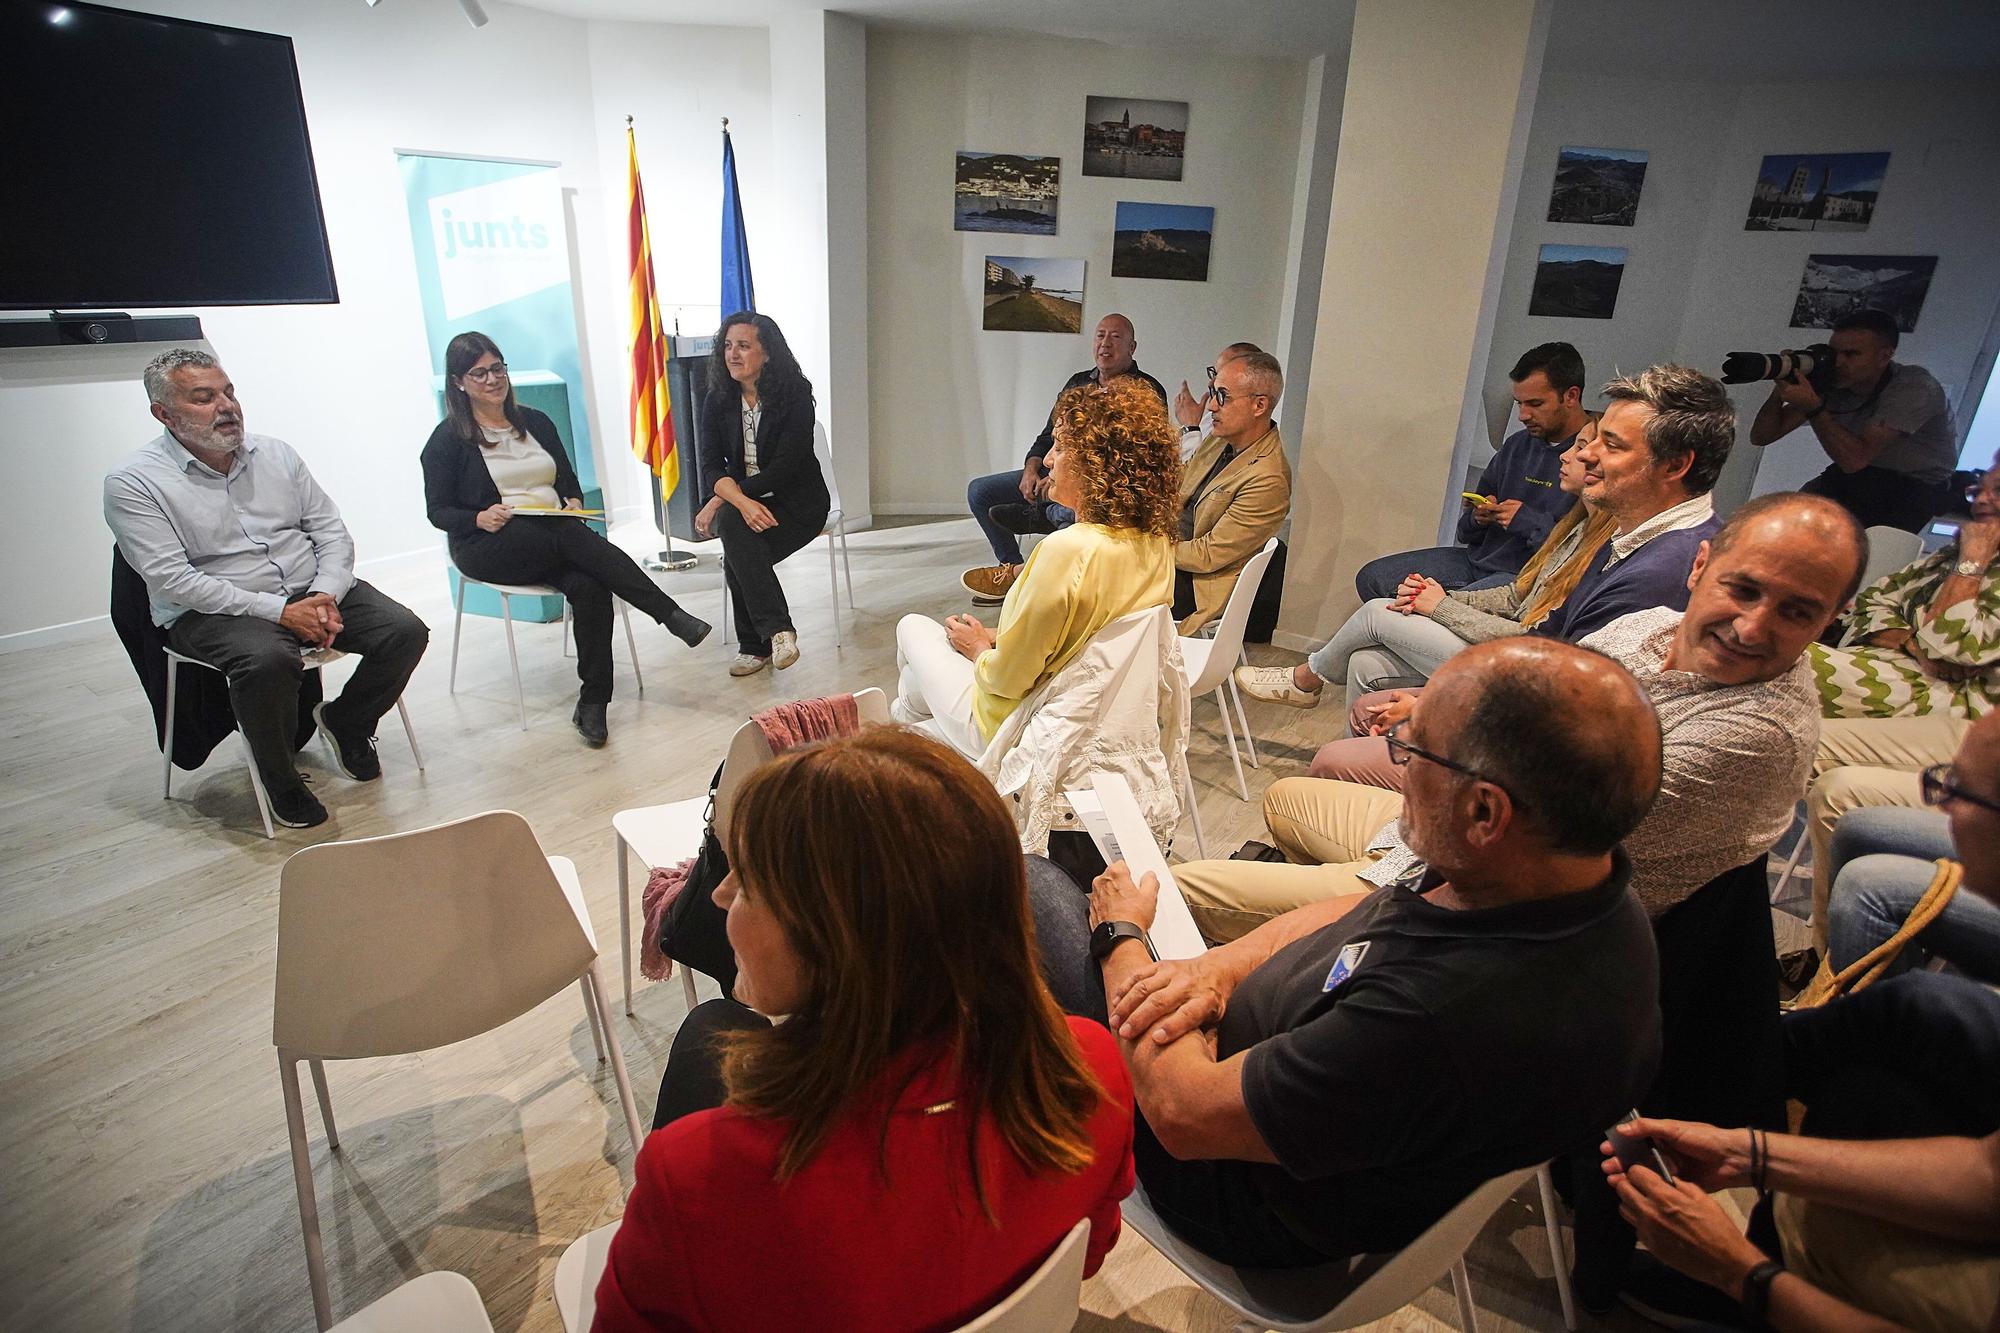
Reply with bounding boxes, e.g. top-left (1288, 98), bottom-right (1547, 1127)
top-left (1173, 493), bottom-right (1869, 940)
